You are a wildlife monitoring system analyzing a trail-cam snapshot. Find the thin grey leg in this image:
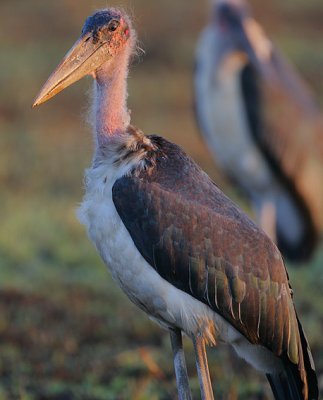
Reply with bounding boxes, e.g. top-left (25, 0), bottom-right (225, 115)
top-left (193, 335), bottom-right (214, 400)
top-left (170, 328), bottom-right (192, 400)
top-left (257, 200), bottom-right (276, 244)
